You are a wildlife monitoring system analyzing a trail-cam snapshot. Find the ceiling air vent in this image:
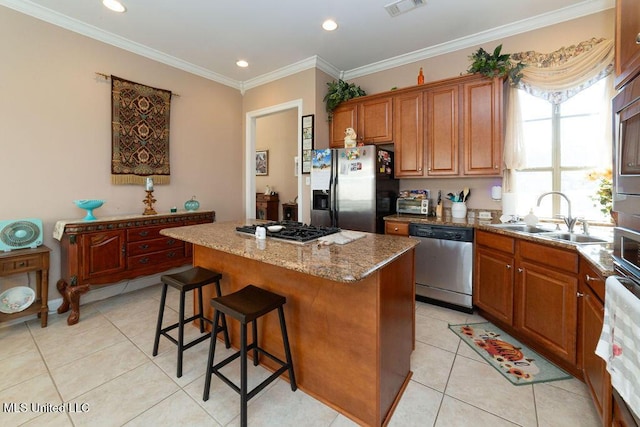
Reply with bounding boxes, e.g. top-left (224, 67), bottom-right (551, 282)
top-left (384, 0), bottom-right (427, 17)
